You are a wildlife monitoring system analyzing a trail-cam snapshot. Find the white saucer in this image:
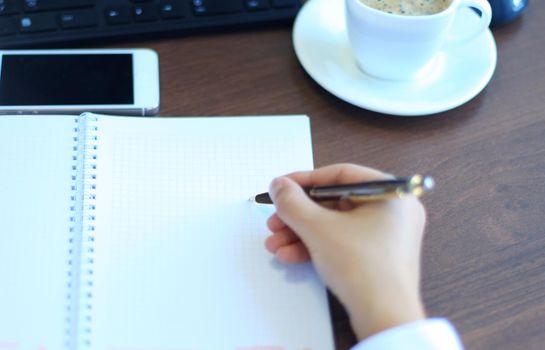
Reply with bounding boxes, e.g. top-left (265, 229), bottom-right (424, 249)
top-left (292, 0), bottom-right (497, 116)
